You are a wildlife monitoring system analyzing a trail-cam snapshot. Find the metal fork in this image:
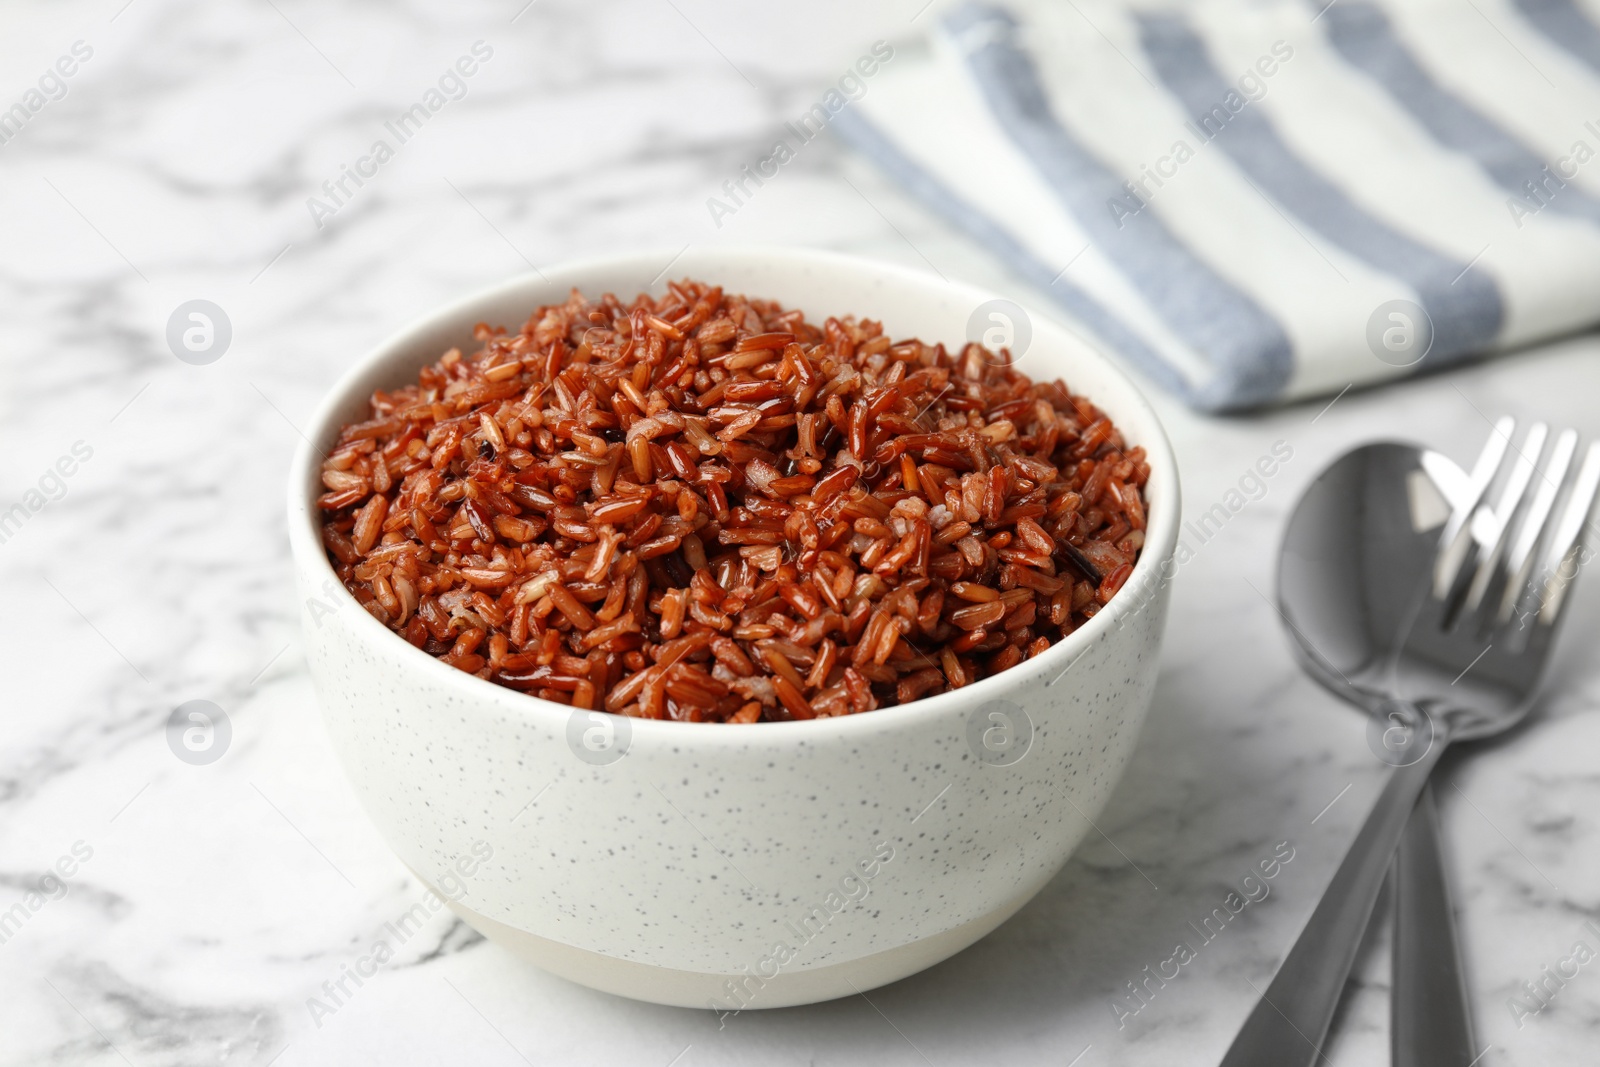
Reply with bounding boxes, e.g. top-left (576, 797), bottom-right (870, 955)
top-left (1224, 419), bottom-right (1600, 1067)
top-left (1392, 421), bottom-right (1600, 1067)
